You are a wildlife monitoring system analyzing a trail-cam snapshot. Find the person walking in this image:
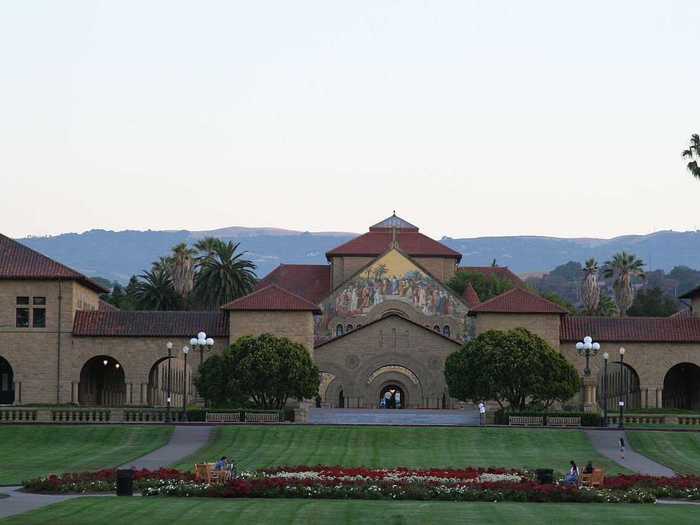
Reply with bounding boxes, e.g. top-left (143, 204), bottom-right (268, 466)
top-left (478, 402), bottom-right (486, 425)
top-left (619, 437), bottom-right (625, 460)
